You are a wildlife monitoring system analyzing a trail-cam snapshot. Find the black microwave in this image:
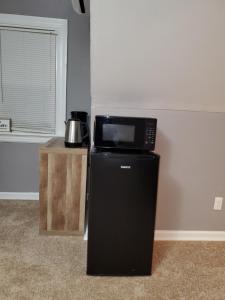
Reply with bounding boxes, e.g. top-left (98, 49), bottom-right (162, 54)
top-left (94, 115), bottom-right (157, 151)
